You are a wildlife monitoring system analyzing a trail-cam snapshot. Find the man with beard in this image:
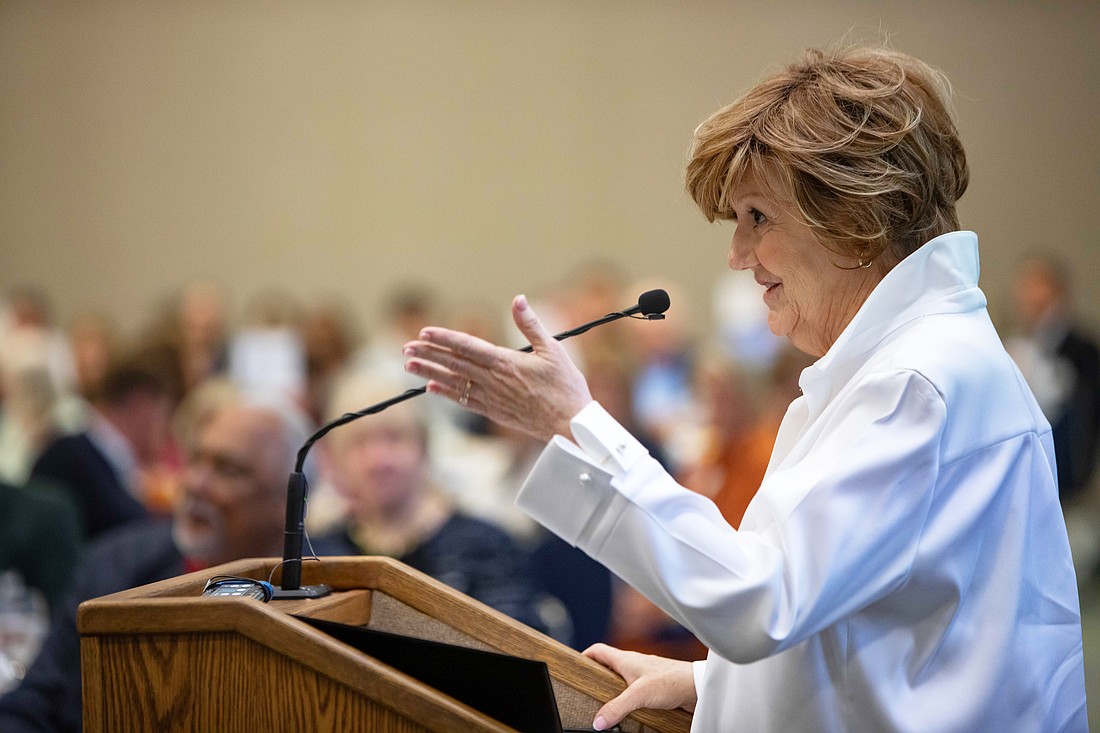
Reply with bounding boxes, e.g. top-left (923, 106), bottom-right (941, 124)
top-left (0, 384), bottom-right (309, 732)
